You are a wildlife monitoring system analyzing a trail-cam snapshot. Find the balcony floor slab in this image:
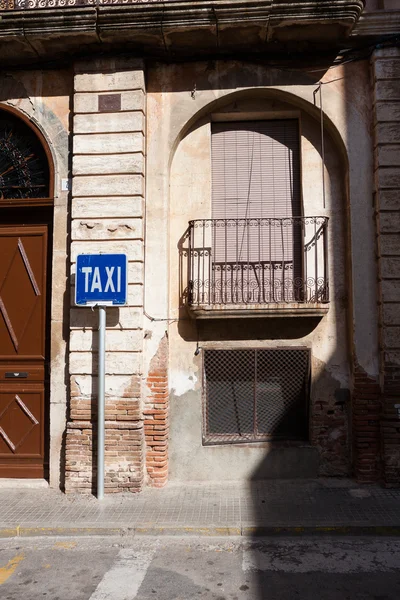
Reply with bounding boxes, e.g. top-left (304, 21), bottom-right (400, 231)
top-left (187, 303), bottom-right (329, 319)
